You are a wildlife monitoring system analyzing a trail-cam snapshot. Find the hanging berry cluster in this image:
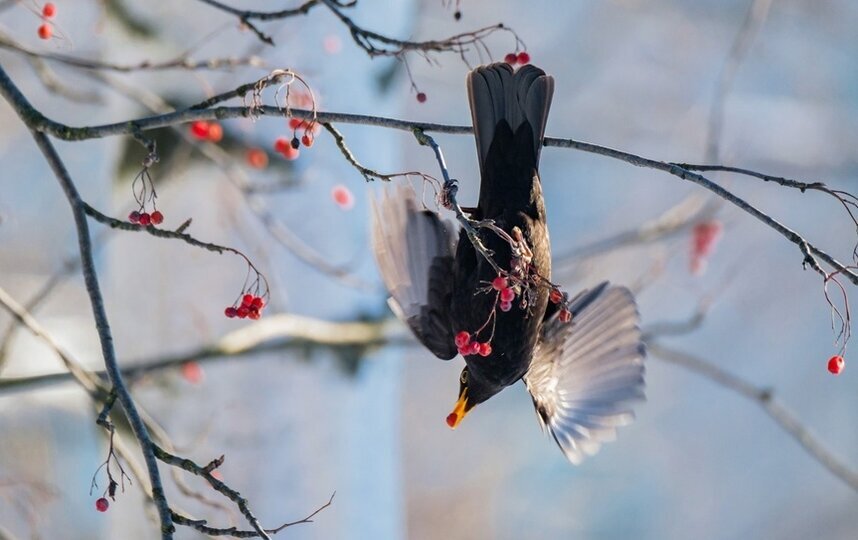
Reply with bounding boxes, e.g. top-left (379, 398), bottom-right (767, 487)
top-left (127, 151), bottom-right (164, 227)
top-left (223, 261), bottom-right (269, 321)
top-left (37, 3), bottom-right (56, 40)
